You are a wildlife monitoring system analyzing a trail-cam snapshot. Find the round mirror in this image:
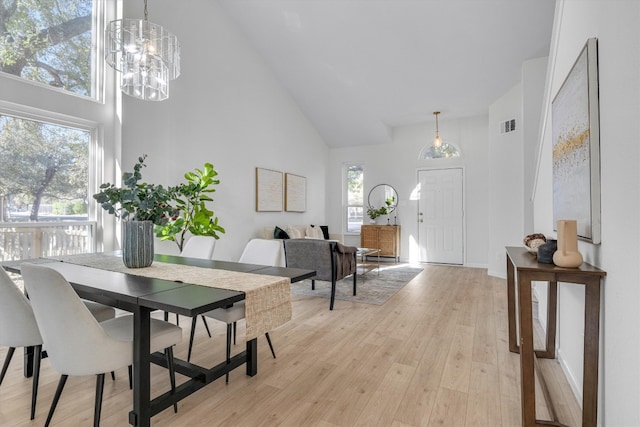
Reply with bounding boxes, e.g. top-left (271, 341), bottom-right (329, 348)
top-left (367, 184), bottom-right (398, 214)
